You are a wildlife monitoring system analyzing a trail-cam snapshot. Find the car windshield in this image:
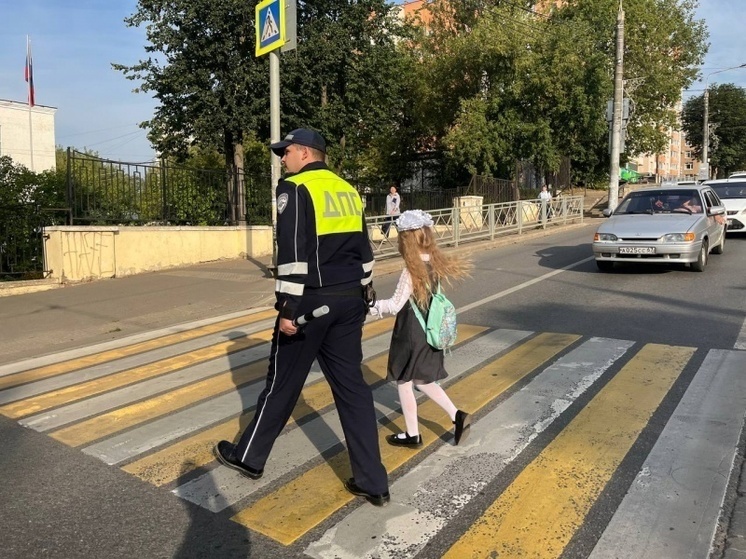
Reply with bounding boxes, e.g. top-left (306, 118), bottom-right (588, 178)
top-left (710, 181), bottom-right (746, 199)
top-left (615, 190), bottom-right (702, 214)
